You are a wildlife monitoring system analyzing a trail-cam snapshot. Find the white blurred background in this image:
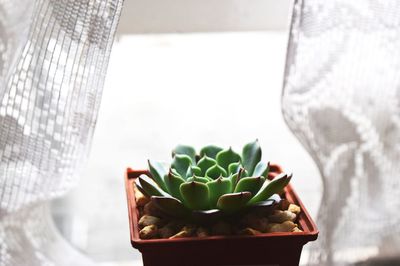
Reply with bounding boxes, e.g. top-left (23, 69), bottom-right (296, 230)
top-left (52, 1), bottom-right (322, 265)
